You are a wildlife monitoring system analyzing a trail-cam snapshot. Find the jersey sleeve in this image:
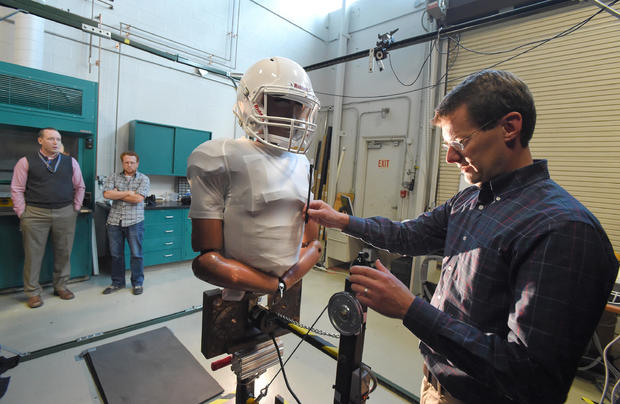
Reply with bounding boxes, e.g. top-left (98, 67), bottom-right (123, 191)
top-left (187, 139), bottom-right (230, 220)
